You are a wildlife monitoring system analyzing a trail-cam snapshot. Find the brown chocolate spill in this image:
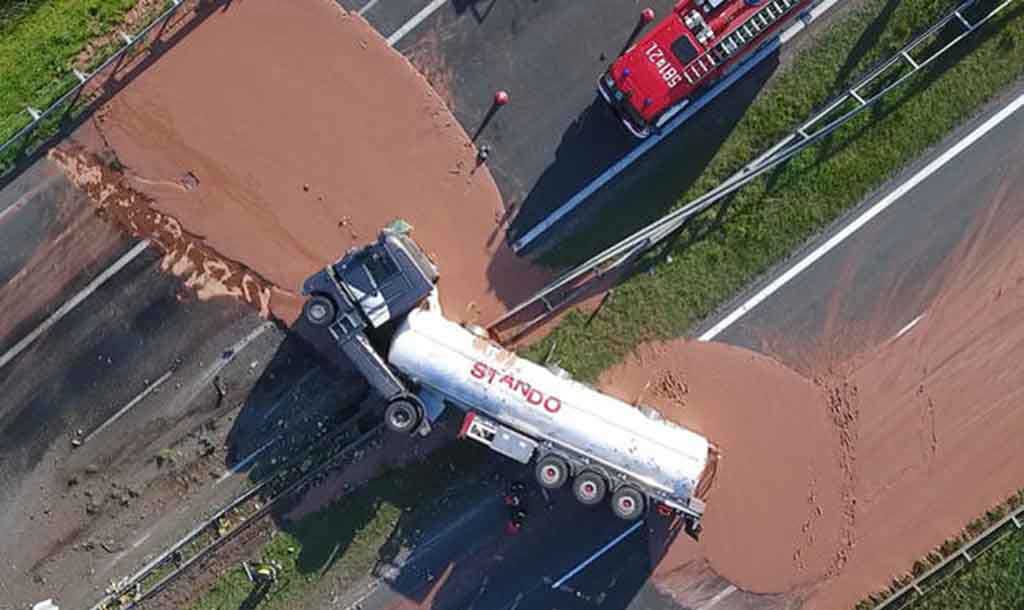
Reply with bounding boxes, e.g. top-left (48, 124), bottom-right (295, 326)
top-left (48, 145), bottom-right (293, 320)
